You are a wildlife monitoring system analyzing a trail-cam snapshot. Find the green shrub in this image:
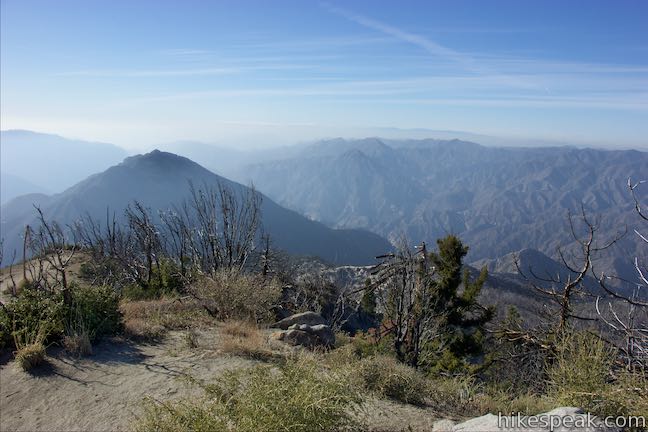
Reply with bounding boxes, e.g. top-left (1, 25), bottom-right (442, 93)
top-left (135, 354), bottom-right (363, 432)
top-left (0, 283), bottom-right (120, 354)
top-left (547, 331), bottom-right (622, 416)
top-left (137, 398), bottom-right (228, 432)
top-left (148, 259), bottom-right (185, 294)
top-left (68, 284), bottom-right (121, 340)
top-left (4, 287), bottom-right (65, 347)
